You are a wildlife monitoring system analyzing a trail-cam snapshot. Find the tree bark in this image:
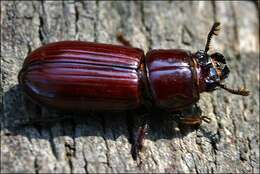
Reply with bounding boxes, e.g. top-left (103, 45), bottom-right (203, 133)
top-left (1, 1), bottom-right (259, 173)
